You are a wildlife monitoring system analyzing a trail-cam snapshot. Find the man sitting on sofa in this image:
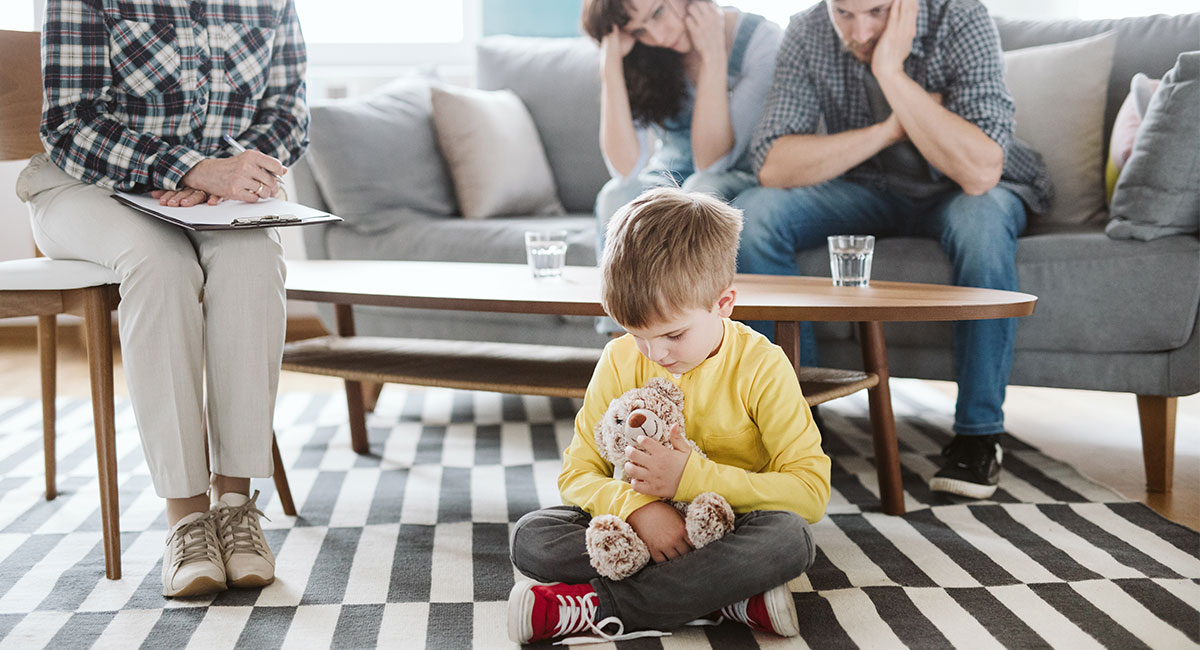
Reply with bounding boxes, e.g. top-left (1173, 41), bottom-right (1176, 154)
top-left (732, 0), bottom-right (1051, 498)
